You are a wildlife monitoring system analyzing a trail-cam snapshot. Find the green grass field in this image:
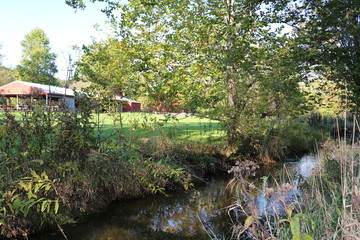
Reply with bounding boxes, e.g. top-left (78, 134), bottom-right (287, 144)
top-left (95, 112), bottom-right (225, 142)
top-left (0, 111), bottom-right (225, 143)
